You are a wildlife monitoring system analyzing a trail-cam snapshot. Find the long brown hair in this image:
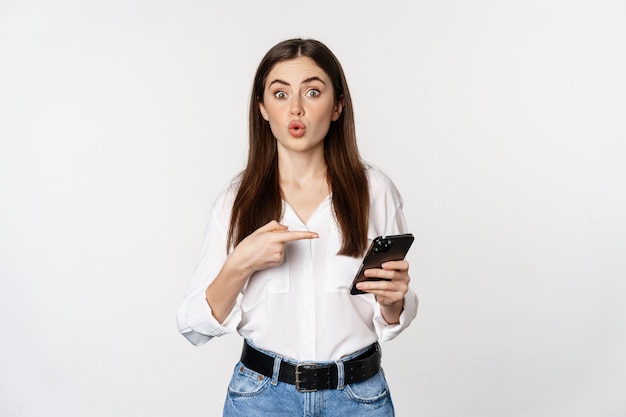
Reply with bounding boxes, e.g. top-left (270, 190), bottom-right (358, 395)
top-left (228, 38), bottom-right (369, 257)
